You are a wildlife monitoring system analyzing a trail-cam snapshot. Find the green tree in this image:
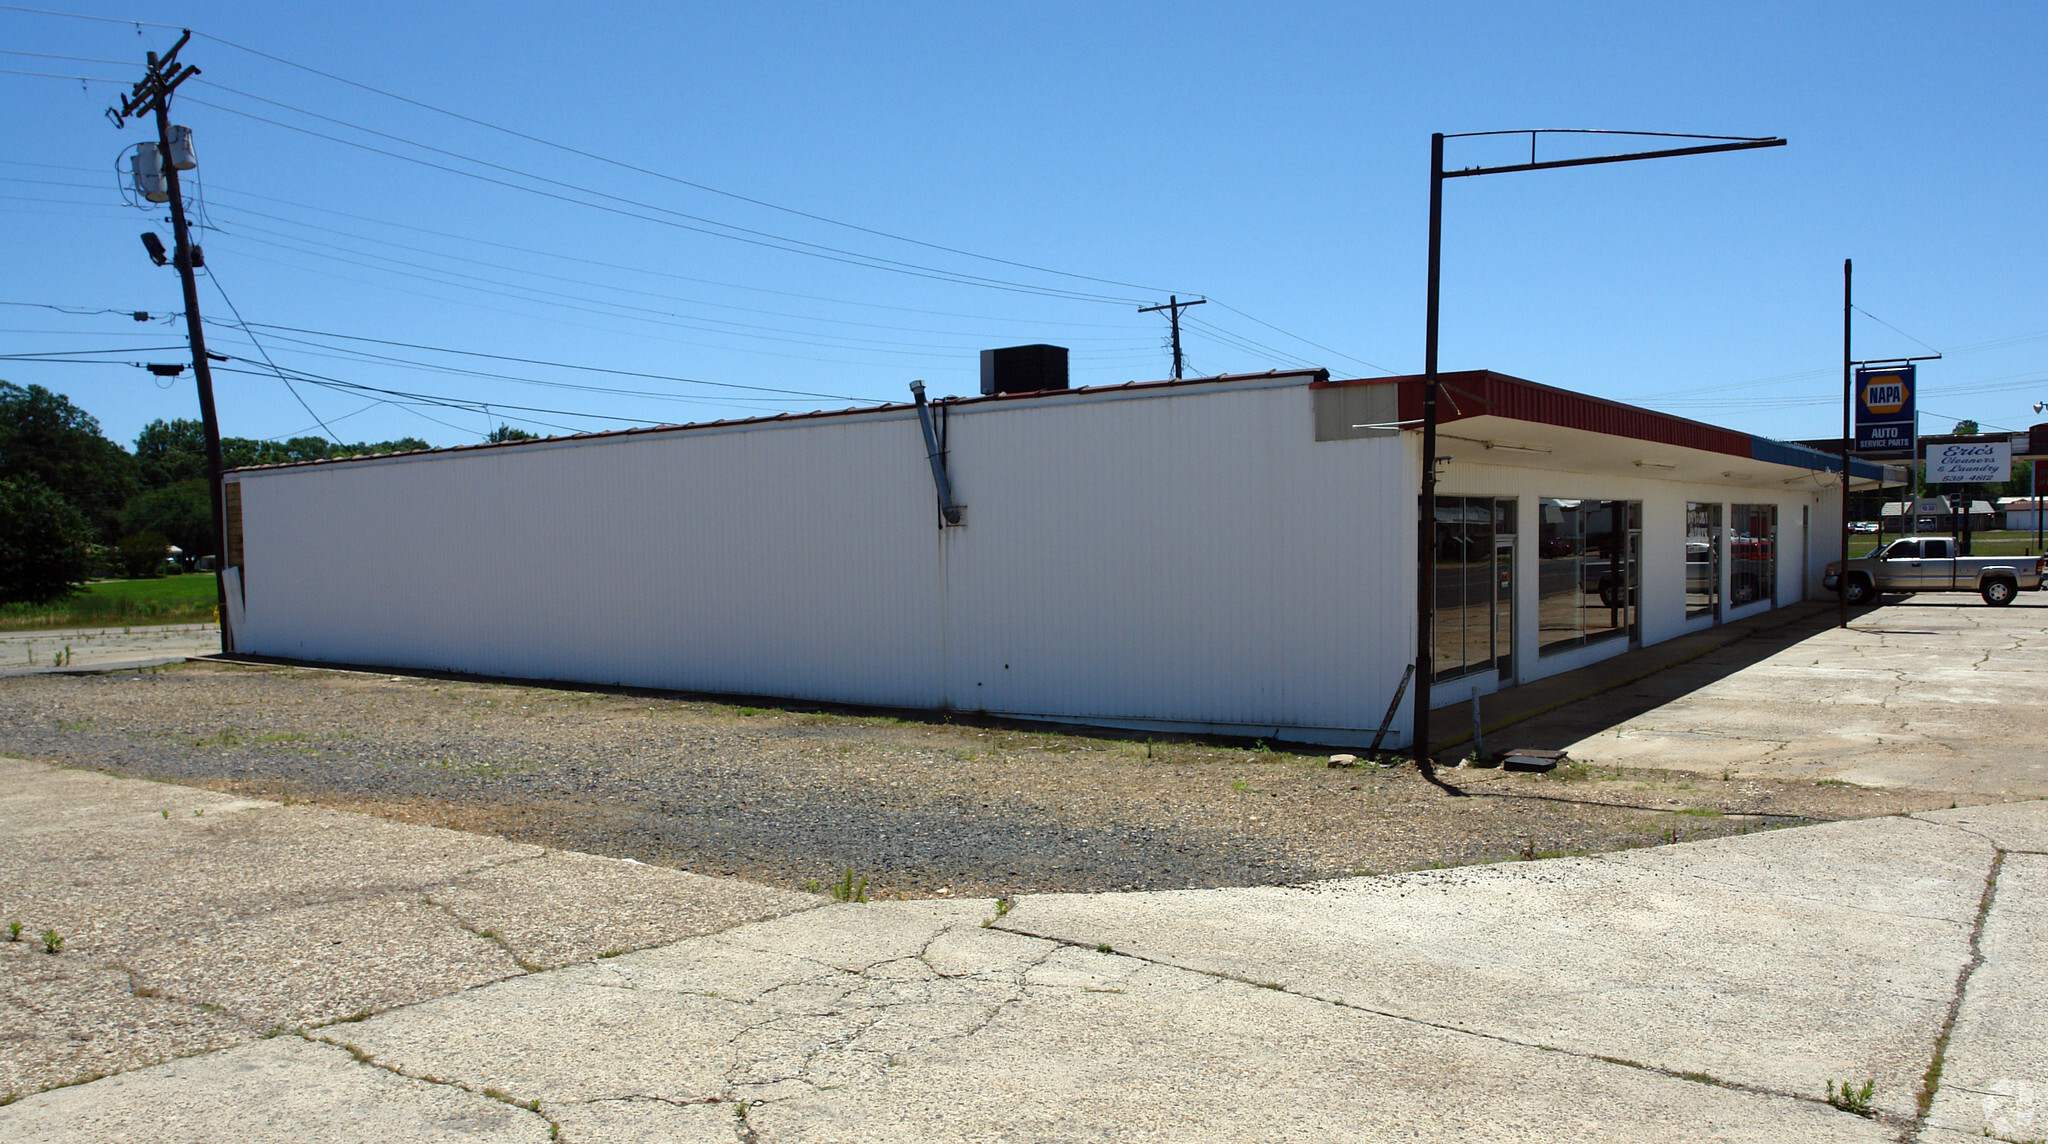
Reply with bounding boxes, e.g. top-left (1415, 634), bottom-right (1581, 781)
top-left (120, 479), bottom-right (214, 564)
top-left (116, 530), bottom-right (172, 579)
top-left (132, 418), bottom-right (210, 488)
top-left (133, 419), bottom-right (433, 489)
top-left (486, 423), bottom-right (539, 443)
top-left (1952, 419), bottom-right (1980, 436)
top-left (0, 474), bottom-right (91, 603)
top-left (0, 382), bottom-right (135, 541)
